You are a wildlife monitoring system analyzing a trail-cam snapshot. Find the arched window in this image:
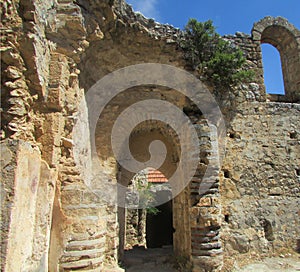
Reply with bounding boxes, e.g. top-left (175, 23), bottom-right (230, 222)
top-left (261, 43), bottom-right (284, 95)
top-left (252, 16), bottom-right (300, 102)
